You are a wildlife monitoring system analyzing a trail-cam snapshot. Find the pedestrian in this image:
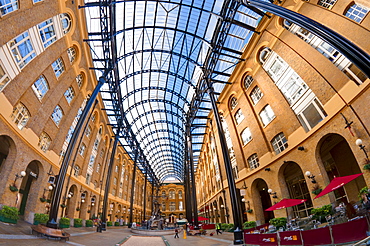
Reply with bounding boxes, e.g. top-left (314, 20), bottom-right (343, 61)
top-left (216, 223), bottom-right (222, 235)
top-left (174, 228), bottom-right (179, 238)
